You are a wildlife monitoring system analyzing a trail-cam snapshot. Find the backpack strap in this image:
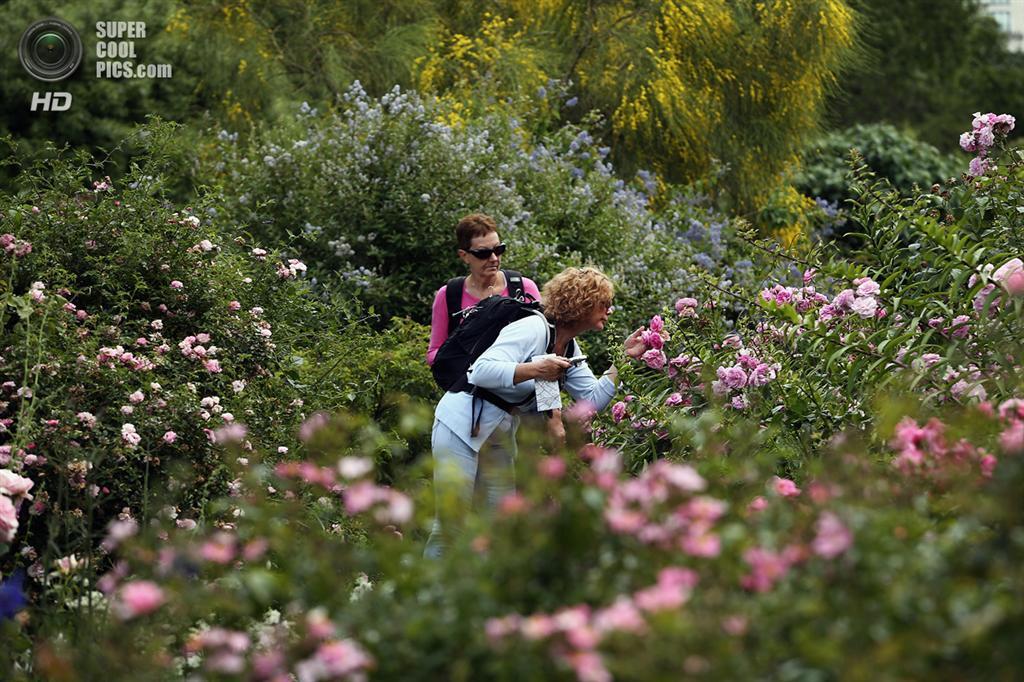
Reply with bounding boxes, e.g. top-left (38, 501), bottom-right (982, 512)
top-left (503, 269), bottom-right (526, 301)
top-left (446, 272), bottom-right (528, 338)
top-left (444, 276), bottom-right (467, 337)
top-left (468, 309), bottom-right (552, 436)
